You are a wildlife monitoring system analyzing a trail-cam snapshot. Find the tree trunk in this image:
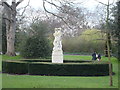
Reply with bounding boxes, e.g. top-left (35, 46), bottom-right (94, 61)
top-left (6, 20), bottom-right (16, 56)
top-left (5, 2), bottom-right (16, 56)
top-left (2, 1), bottom-right (24, 56)
top-left (105, 33), bottom-right (111, 57)
top-left (106, 0), bottom-right (113, 86)
top-left (118, 36), bottom-right (120, 60)
top-left (2, 16), bottom-right (7, 54)
top-left (106, 33), bottom-right (113, 86)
